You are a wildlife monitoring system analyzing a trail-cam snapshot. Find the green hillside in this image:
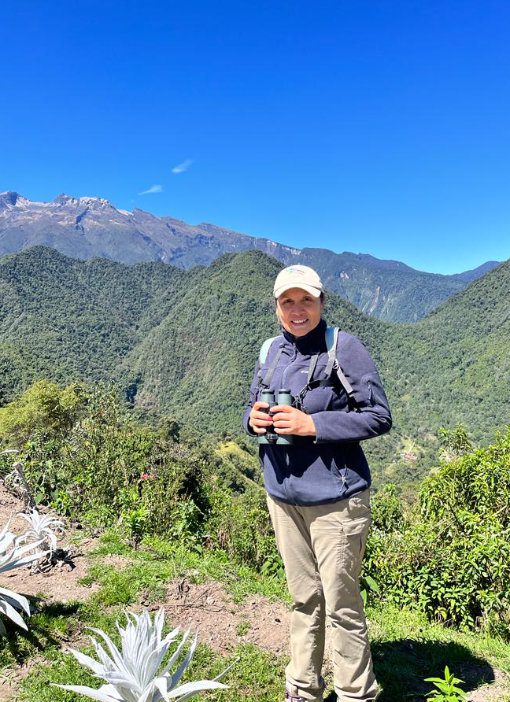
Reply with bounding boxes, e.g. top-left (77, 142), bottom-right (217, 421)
top-left (0, 246), bottom-right (508, 486)
top-left (293, 248), bottom-right (472, 322)
top-left (376, 260), bottom-right (510, 482)
top-left (121, 250), bottom-right (385, 433)
top-left (0, 246), bottom-right (188, 393)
